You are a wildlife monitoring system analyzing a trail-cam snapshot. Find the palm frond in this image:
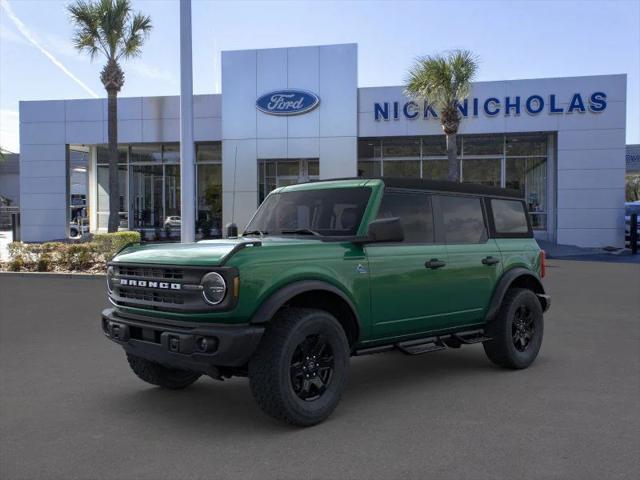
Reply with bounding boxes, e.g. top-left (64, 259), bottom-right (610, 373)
top-left (67, 0), bottom-right (153, 69)
top-left (405, 49), bottom-right (478, 111)
top-left (118, 13), bottom-right (152, 60)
